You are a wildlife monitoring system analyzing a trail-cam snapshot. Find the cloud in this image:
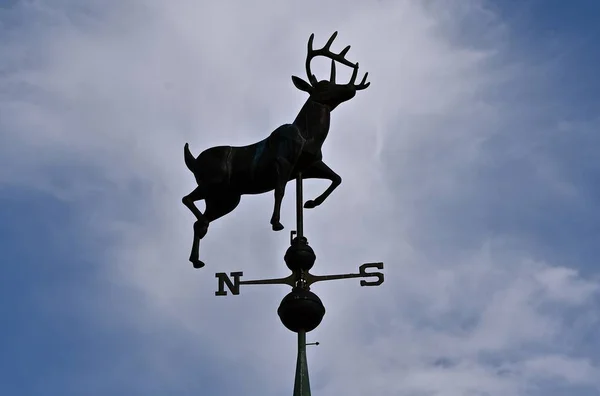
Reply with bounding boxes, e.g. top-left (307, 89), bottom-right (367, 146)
top-left (2, 0), bottom-right (599, 395)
